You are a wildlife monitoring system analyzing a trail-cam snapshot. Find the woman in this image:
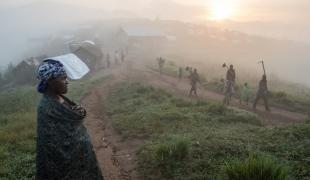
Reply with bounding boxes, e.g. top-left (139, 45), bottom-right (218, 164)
top-left (36, 59), bottom-right (103, 180)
